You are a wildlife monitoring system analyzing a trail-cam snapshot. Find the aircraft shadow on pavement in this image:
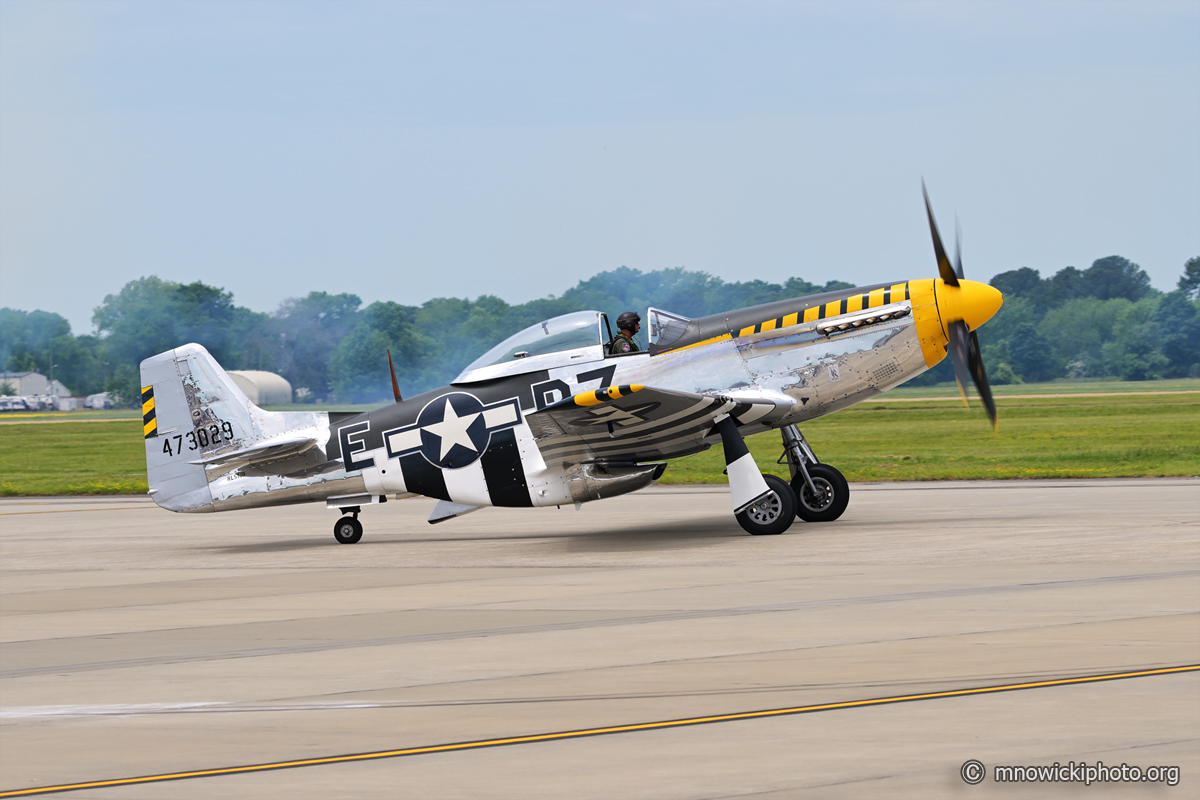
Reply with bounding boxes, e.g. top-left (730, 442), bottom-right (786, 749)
top-left (203, 514), bottom-right (743, 554)
top-left (561, 514), bottom-right (744, 553)
top-left (389, 514), bottom-right (743, 552)
top-left (201, 537), bottom-right (335, 554)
